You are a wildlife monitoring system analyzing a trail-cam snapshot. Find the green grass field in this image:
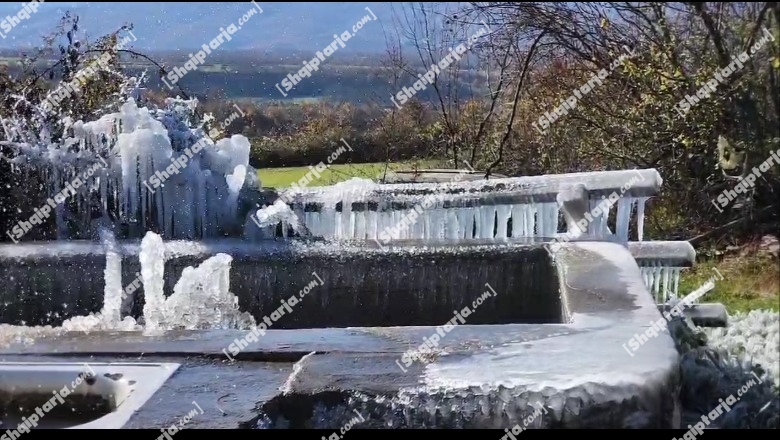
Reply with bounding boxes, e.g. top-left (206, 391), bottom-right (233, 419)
top-left (679, 254), bottom-right (779, 313)
top-left (257, 160), bottom-right (444, 188)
